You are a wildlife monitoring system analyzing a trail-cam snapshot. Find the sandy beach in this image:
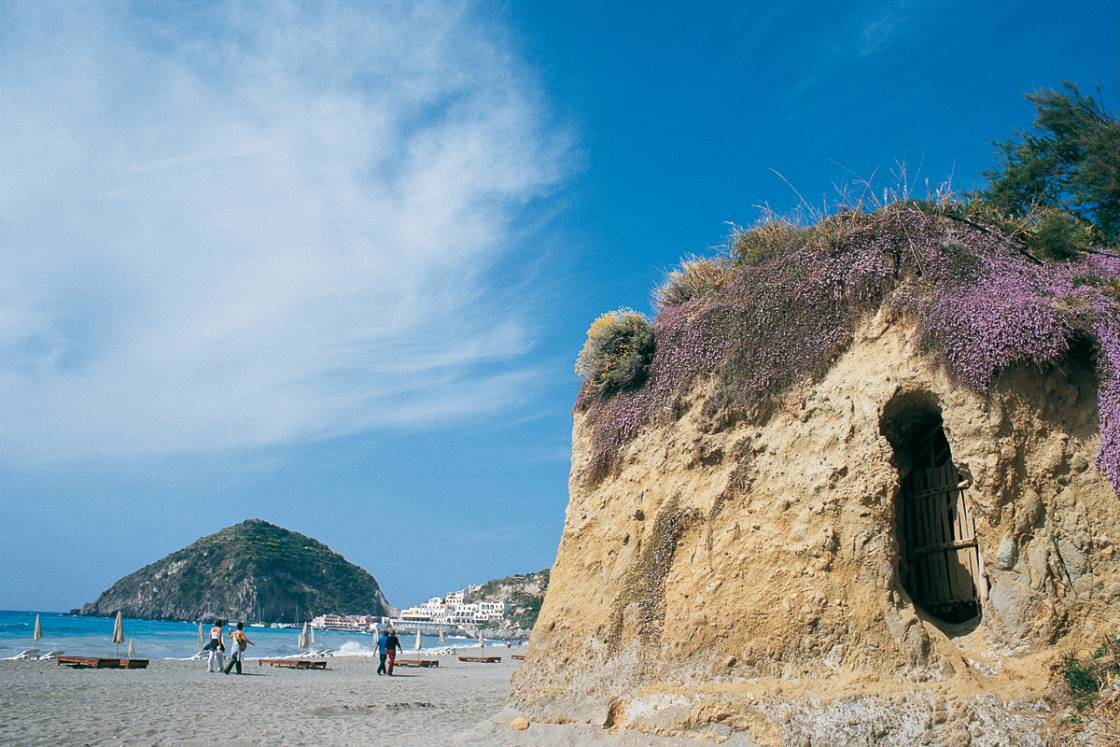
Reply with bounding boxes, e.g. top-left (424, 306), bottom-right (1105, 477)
top-left (1, 649), bottom-right (762, 746)
top-left (0, 651), bottom-right (523, 746)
